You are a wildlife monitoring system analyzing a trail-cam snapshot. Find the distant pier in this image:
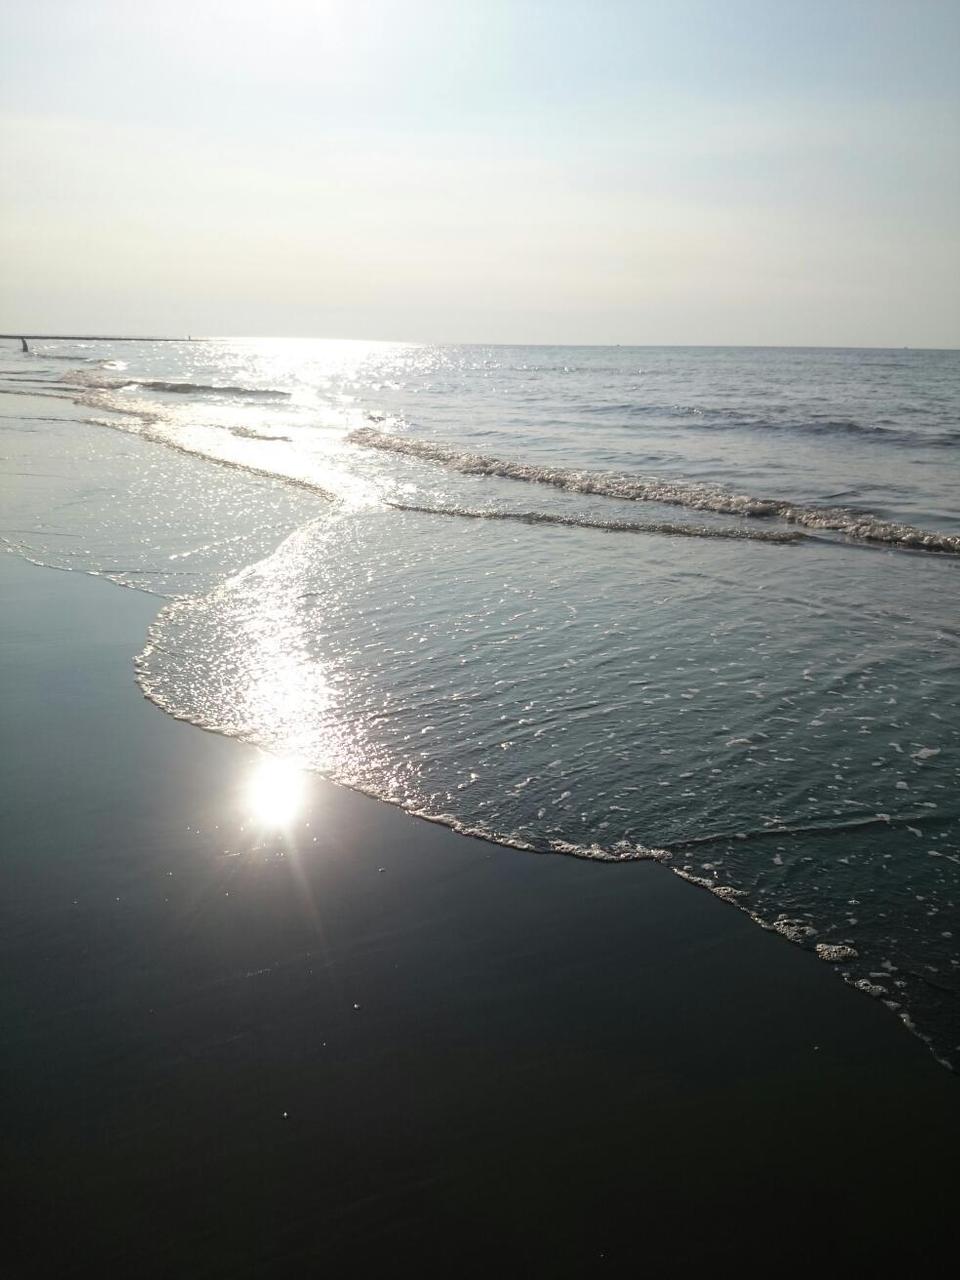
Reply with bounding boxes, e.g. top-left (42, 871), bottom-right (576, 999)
top-left (0, 334), bottom-right (203, 342)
